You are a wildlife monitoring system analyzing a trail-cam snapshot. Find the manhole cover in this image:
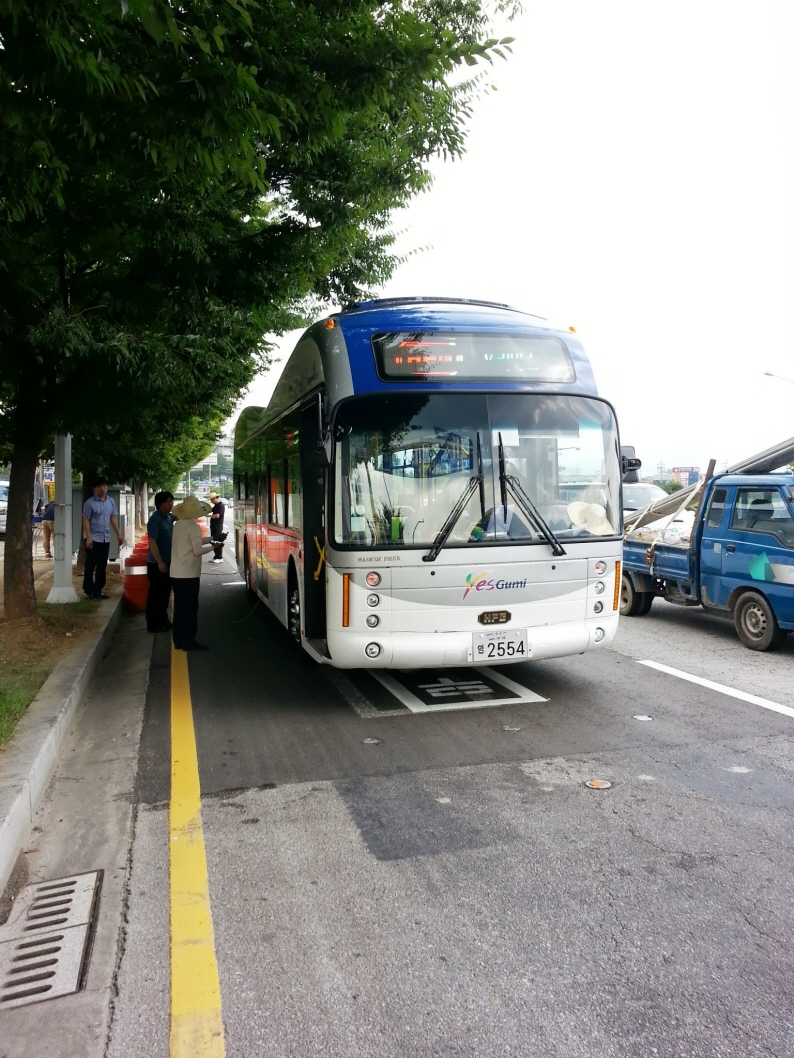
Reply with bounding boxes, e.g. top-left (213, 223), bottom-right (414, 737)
top-left (0, 871), bottom-right (102, 1009)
